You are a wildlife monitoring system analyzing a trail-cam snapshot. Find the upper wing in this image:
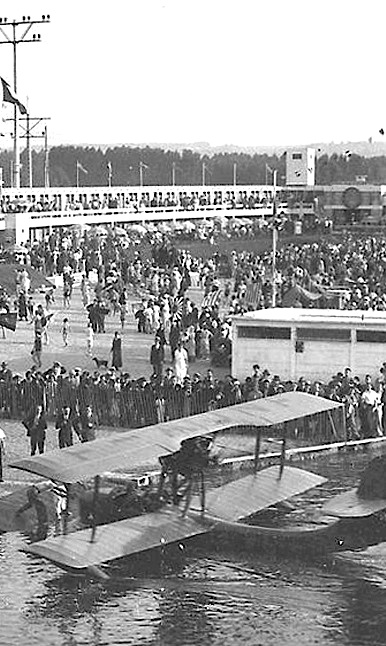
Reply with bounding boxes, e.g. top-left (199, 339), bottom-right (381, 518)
top-left (11, 393), bottom-right (343, 483)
